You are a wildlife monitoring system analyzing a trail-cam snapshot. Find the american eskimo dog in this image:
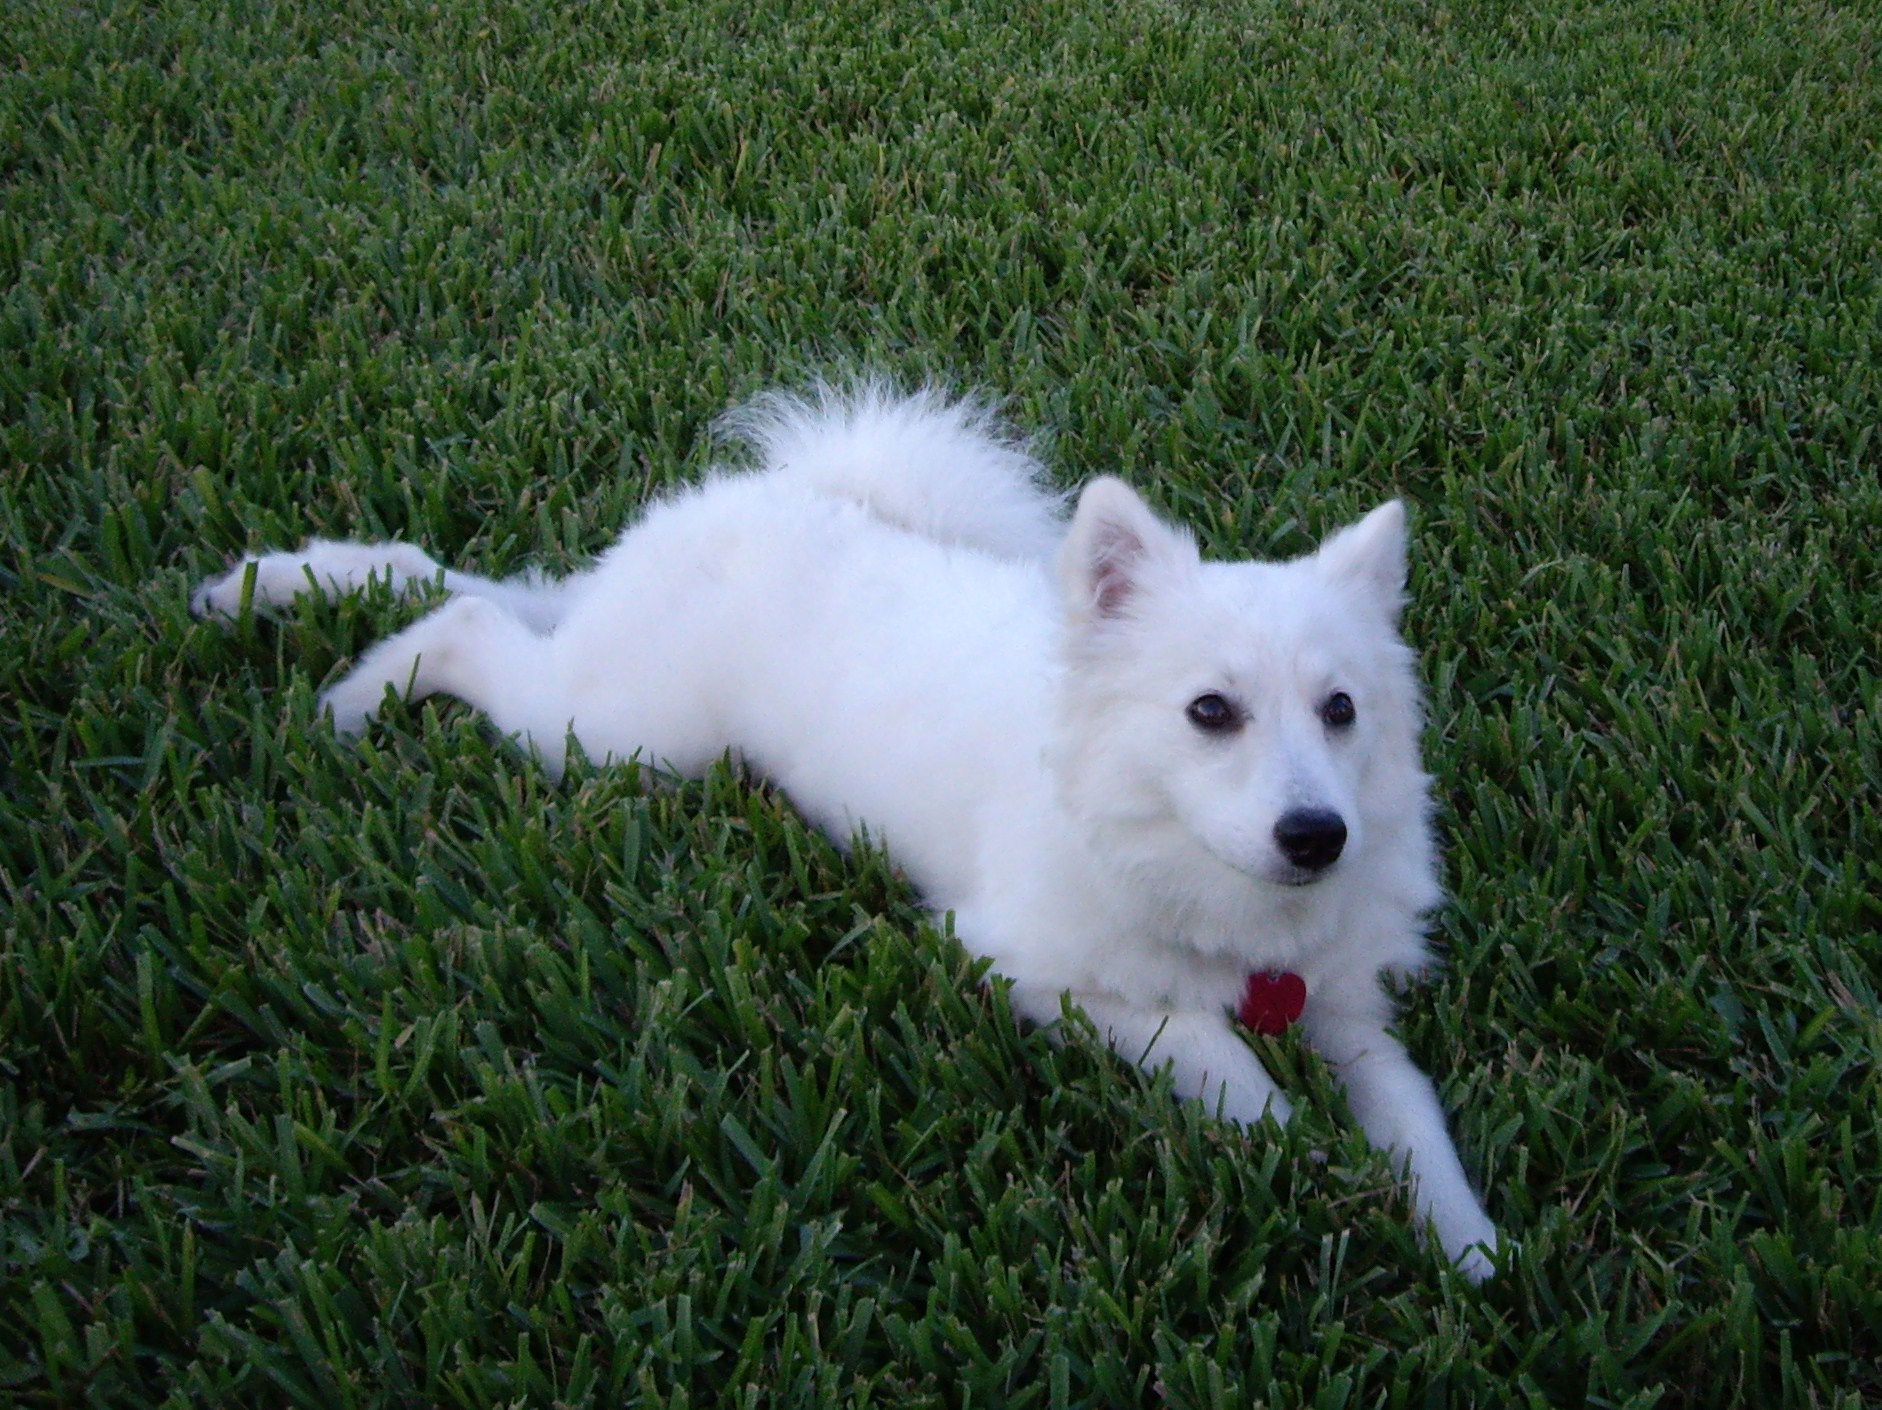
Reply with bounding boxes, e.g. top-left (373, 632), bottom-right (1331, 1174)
top-left (194, 385), bottom-right (1500, 1279)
